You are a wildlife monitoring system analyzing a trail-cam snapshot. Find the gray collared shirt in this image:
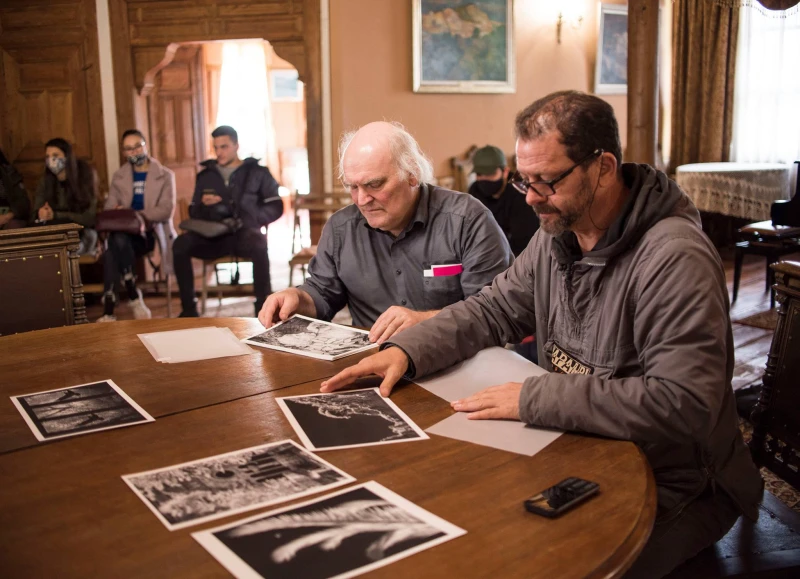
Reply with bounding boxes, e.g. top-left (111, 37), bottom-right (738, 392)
top-left (298, 183), bottom-right (514, 328)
